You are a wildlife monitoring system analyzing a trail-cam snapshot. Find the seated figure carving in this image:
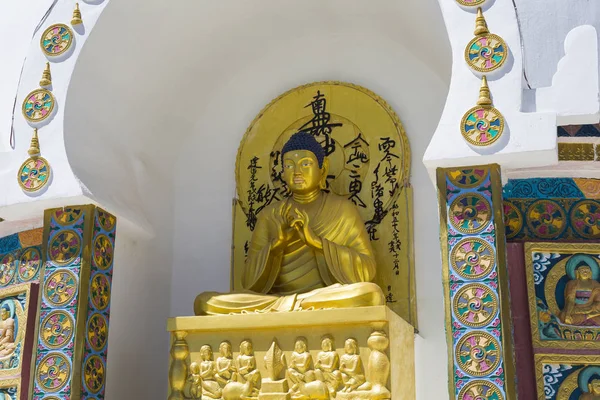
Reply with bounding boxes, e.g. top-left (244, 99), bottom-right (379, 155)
top-left (560, 263), bottom-right (600, 326)
top-left (0, 306), bottom-right (16, 357)
top-left (287, 337), bottom-right (316, 392)
top-left (195, 132), bottom-right (384, 315)
top-left (315, 335), bottom-right (342, 396)
top-left (236, 340), bottom-right (261, 395)
top-left (216, 341), bottom-right (237, 386)
top-left (339, 338), bottom-right (366, 392)
top-left (199, 345), bottom-right (223, 399)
